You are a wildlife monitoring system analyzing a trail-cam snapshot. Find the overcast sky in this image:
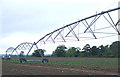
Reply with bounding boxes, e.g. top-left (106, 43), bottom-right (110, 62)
top-left (0, 0), bottom-right (119, 55)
